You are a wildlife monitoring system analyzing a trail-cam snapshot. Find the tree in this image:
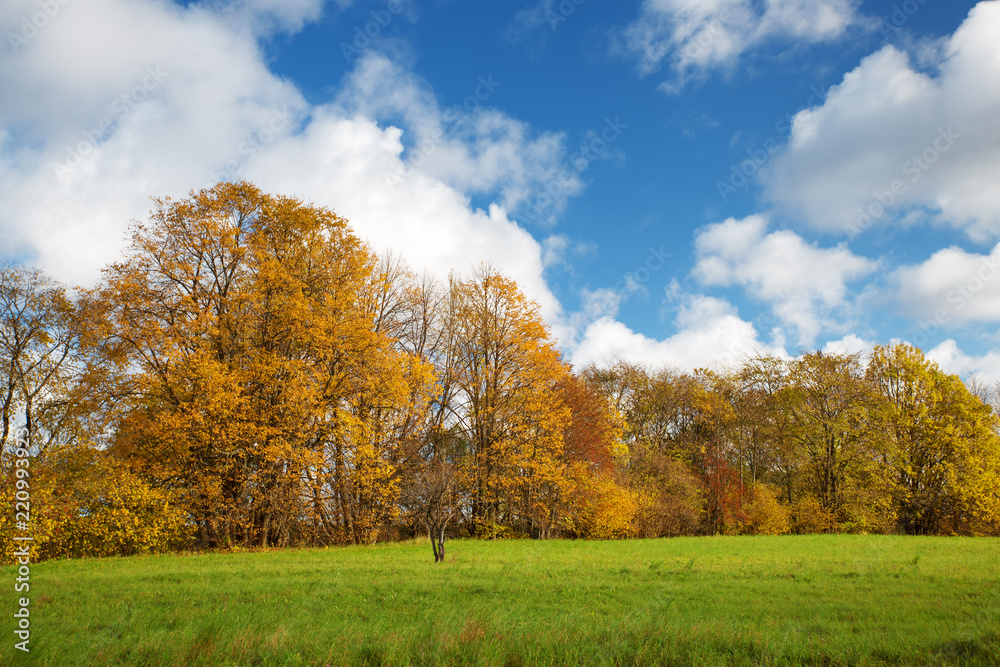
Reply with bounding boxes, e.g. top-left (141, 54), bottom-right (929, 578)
top-left (441, 265), bottom-right (570, 537)
top-left (0, 264), bottom-right (79, 452)
top-left (783, 352), bottom-right (896, 530)
top-left (740, 484), bottom-right (791, 535)
top-left (402, 459), bottom-right (462, 562)
top-left (554, 372), bottom-right (631, 538)
top-left (558, 373), bottom-right (626, 473)
top-left (629, 449), bottom-right (705, 537)
top-left (97, 182), bottom-right (433, 548)
top-left (731, 356), bottom-right (793, 488)
top-left (869, 343), bottom-right (1000, 535)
